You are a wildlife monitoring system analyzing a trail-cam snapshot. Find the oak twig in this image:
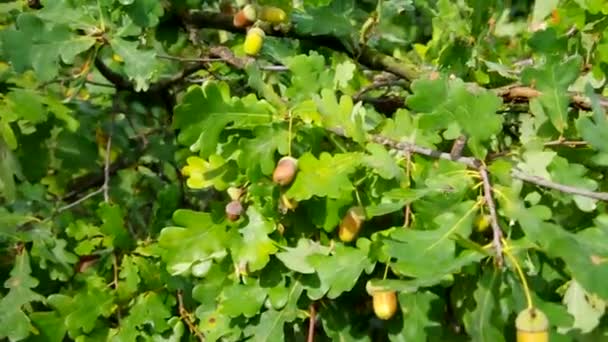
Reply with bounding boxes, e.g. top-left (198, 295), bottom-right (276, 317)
top-left (328, 127), bottom-right (608, 202)
top-left (177, 290), bottom-right (205, 341)
top-left (479, 166), bottom-right (503, 266)
top-left (182, 11), bottom-right (421, 81)
top-left (307, 303), bottom-right (316, 342)
top-left (103, 115), bottom-right (114, 203)
top-left (57, 188), bottom-right (104, 212)
top-left (511, 169), bottom-right (608, 201)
